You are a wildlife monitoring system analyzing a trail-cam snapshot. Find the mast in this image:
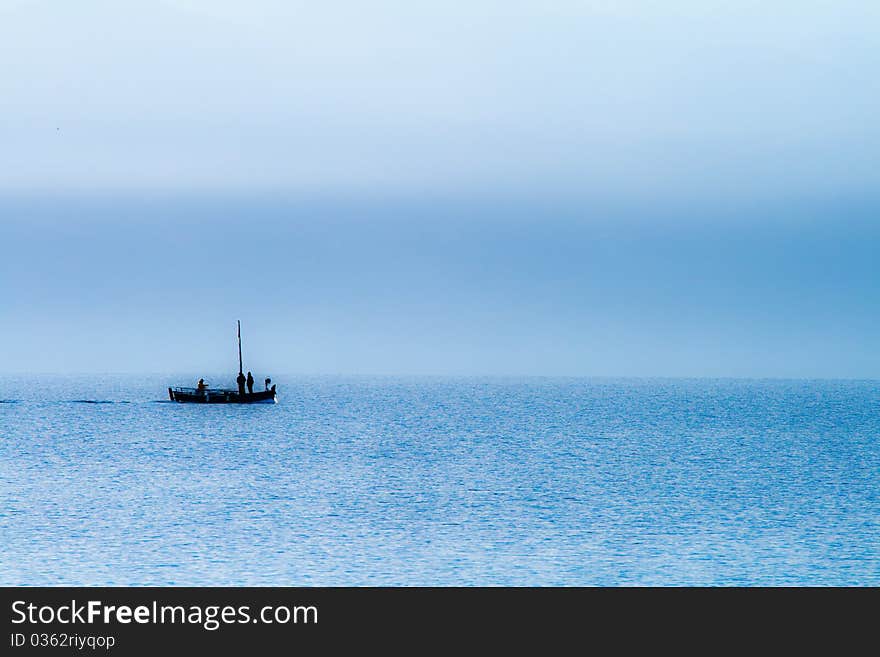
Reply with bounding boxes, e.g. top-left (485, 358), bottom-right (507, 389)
top-left (237, 319), bottom-right (243, 375)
